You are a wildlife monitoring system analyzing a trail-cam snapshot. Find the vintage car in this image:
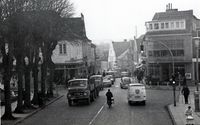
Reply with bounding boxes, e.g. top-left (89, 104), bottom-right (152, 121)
top-left (103, 75), bottom-right (112, 87)
top-left (120, 77), bottom-right (131, 89)
top-left (127, 83), bottom-right (146, 105)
